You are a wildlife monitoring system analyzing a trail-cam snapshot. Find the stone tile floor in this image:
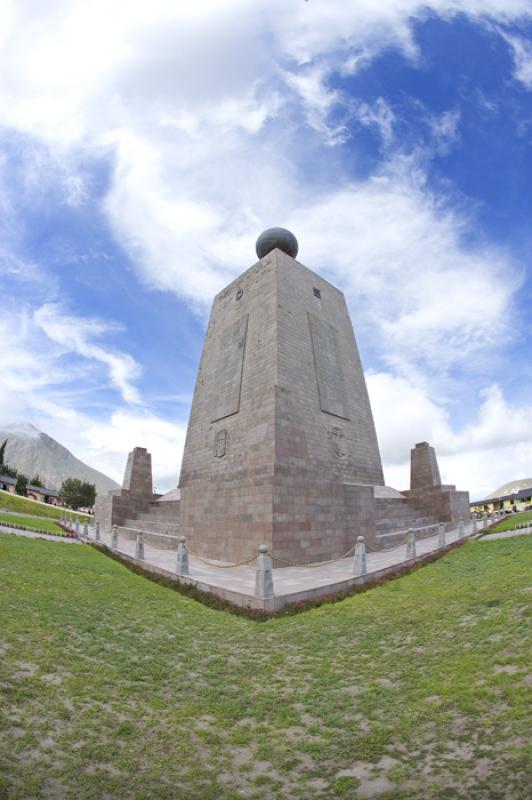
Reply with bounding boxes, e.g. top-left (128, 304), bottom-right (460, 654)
top-left (84, 519), bottom-right (480, 599)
